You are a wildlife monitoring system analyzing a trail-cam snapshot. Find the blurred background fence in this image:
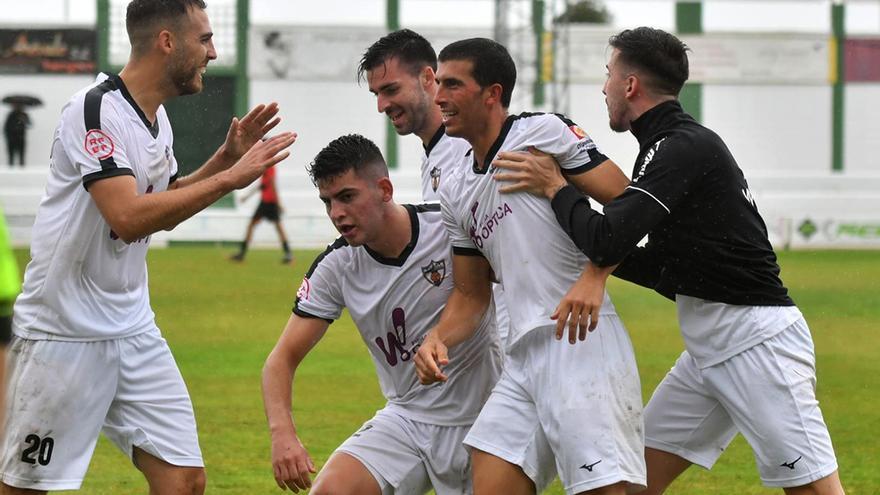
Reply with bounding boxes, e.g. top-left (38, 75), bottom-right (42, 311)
top-left (2, 0), bottom-right (879, 249)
